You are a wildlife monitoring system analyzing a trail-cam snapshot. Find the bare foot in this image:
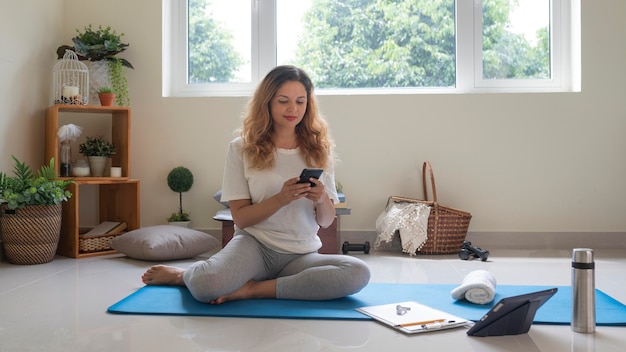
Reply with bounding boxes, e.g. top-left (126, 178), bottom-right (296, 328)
top-left (211, 280), bottom-right (256, 304)
top-left (141, 265), bottom-right (185, 286)
top-left (211, 279), bottom-right (276, 304)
